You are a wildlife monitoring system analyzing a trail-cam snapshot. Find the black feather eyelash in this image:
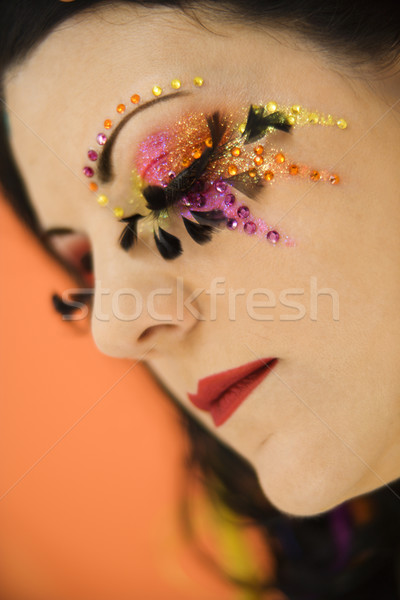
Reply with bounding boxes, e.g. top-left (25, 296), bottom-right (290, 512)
top-left (52, 291), bottom-right (93, 318)
top-left (119, 105), bottom-right (292, 258)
